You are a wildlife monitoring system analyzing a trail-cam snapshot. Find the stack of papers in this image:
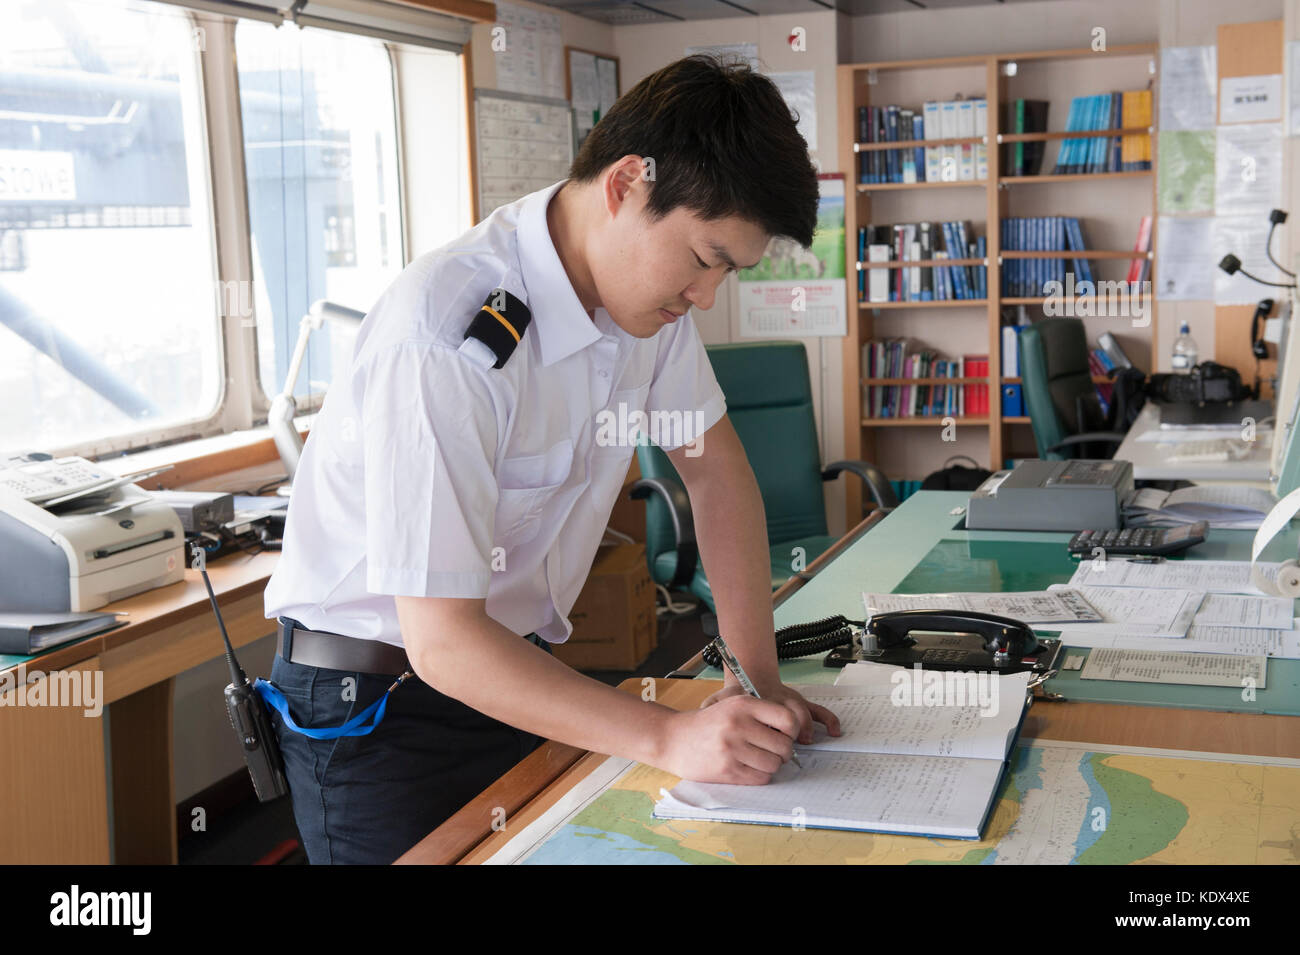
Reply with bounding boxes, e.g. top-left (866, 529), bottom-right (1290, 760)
top-left (1051, 562), bottom-right (1300, 658)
